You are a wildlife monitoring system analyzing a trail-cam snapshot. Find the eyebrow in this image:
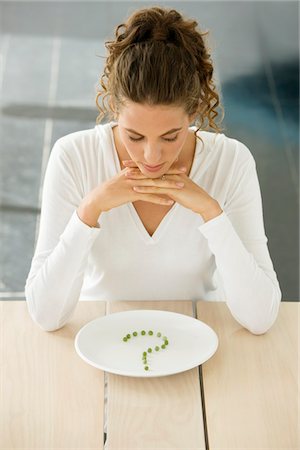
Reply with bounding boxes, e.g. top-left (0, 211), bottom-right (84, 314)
top-left (125, 127), bottom-right (182, 137)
